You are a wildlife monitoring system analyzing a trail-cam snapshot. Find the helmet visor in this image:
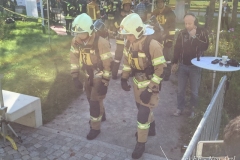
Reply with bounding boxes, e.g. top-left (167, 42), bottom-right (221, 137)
top-left (93, 19), bottom-right (105, 32)
top-left (143, 25), bottom-right (154, 35)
